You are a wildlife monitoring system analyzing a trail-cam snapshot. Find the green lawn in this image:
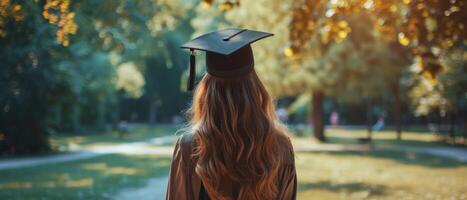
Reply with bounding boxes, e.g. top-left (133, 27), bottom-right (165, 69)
top-left (292, 128), bottom-right (467, 199)
top-left (290, 127), bottom-right (458, 147)
top-left (49, 124), bottom-right (181, 151)
top-left (1, 127), bottom-right (466, 200)
top-left (296, 151), bottom-right (467, 199)
top-left (0, 154), bottom-right (171, 200)
top-left (1, 125), bottom-right (178, 199)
